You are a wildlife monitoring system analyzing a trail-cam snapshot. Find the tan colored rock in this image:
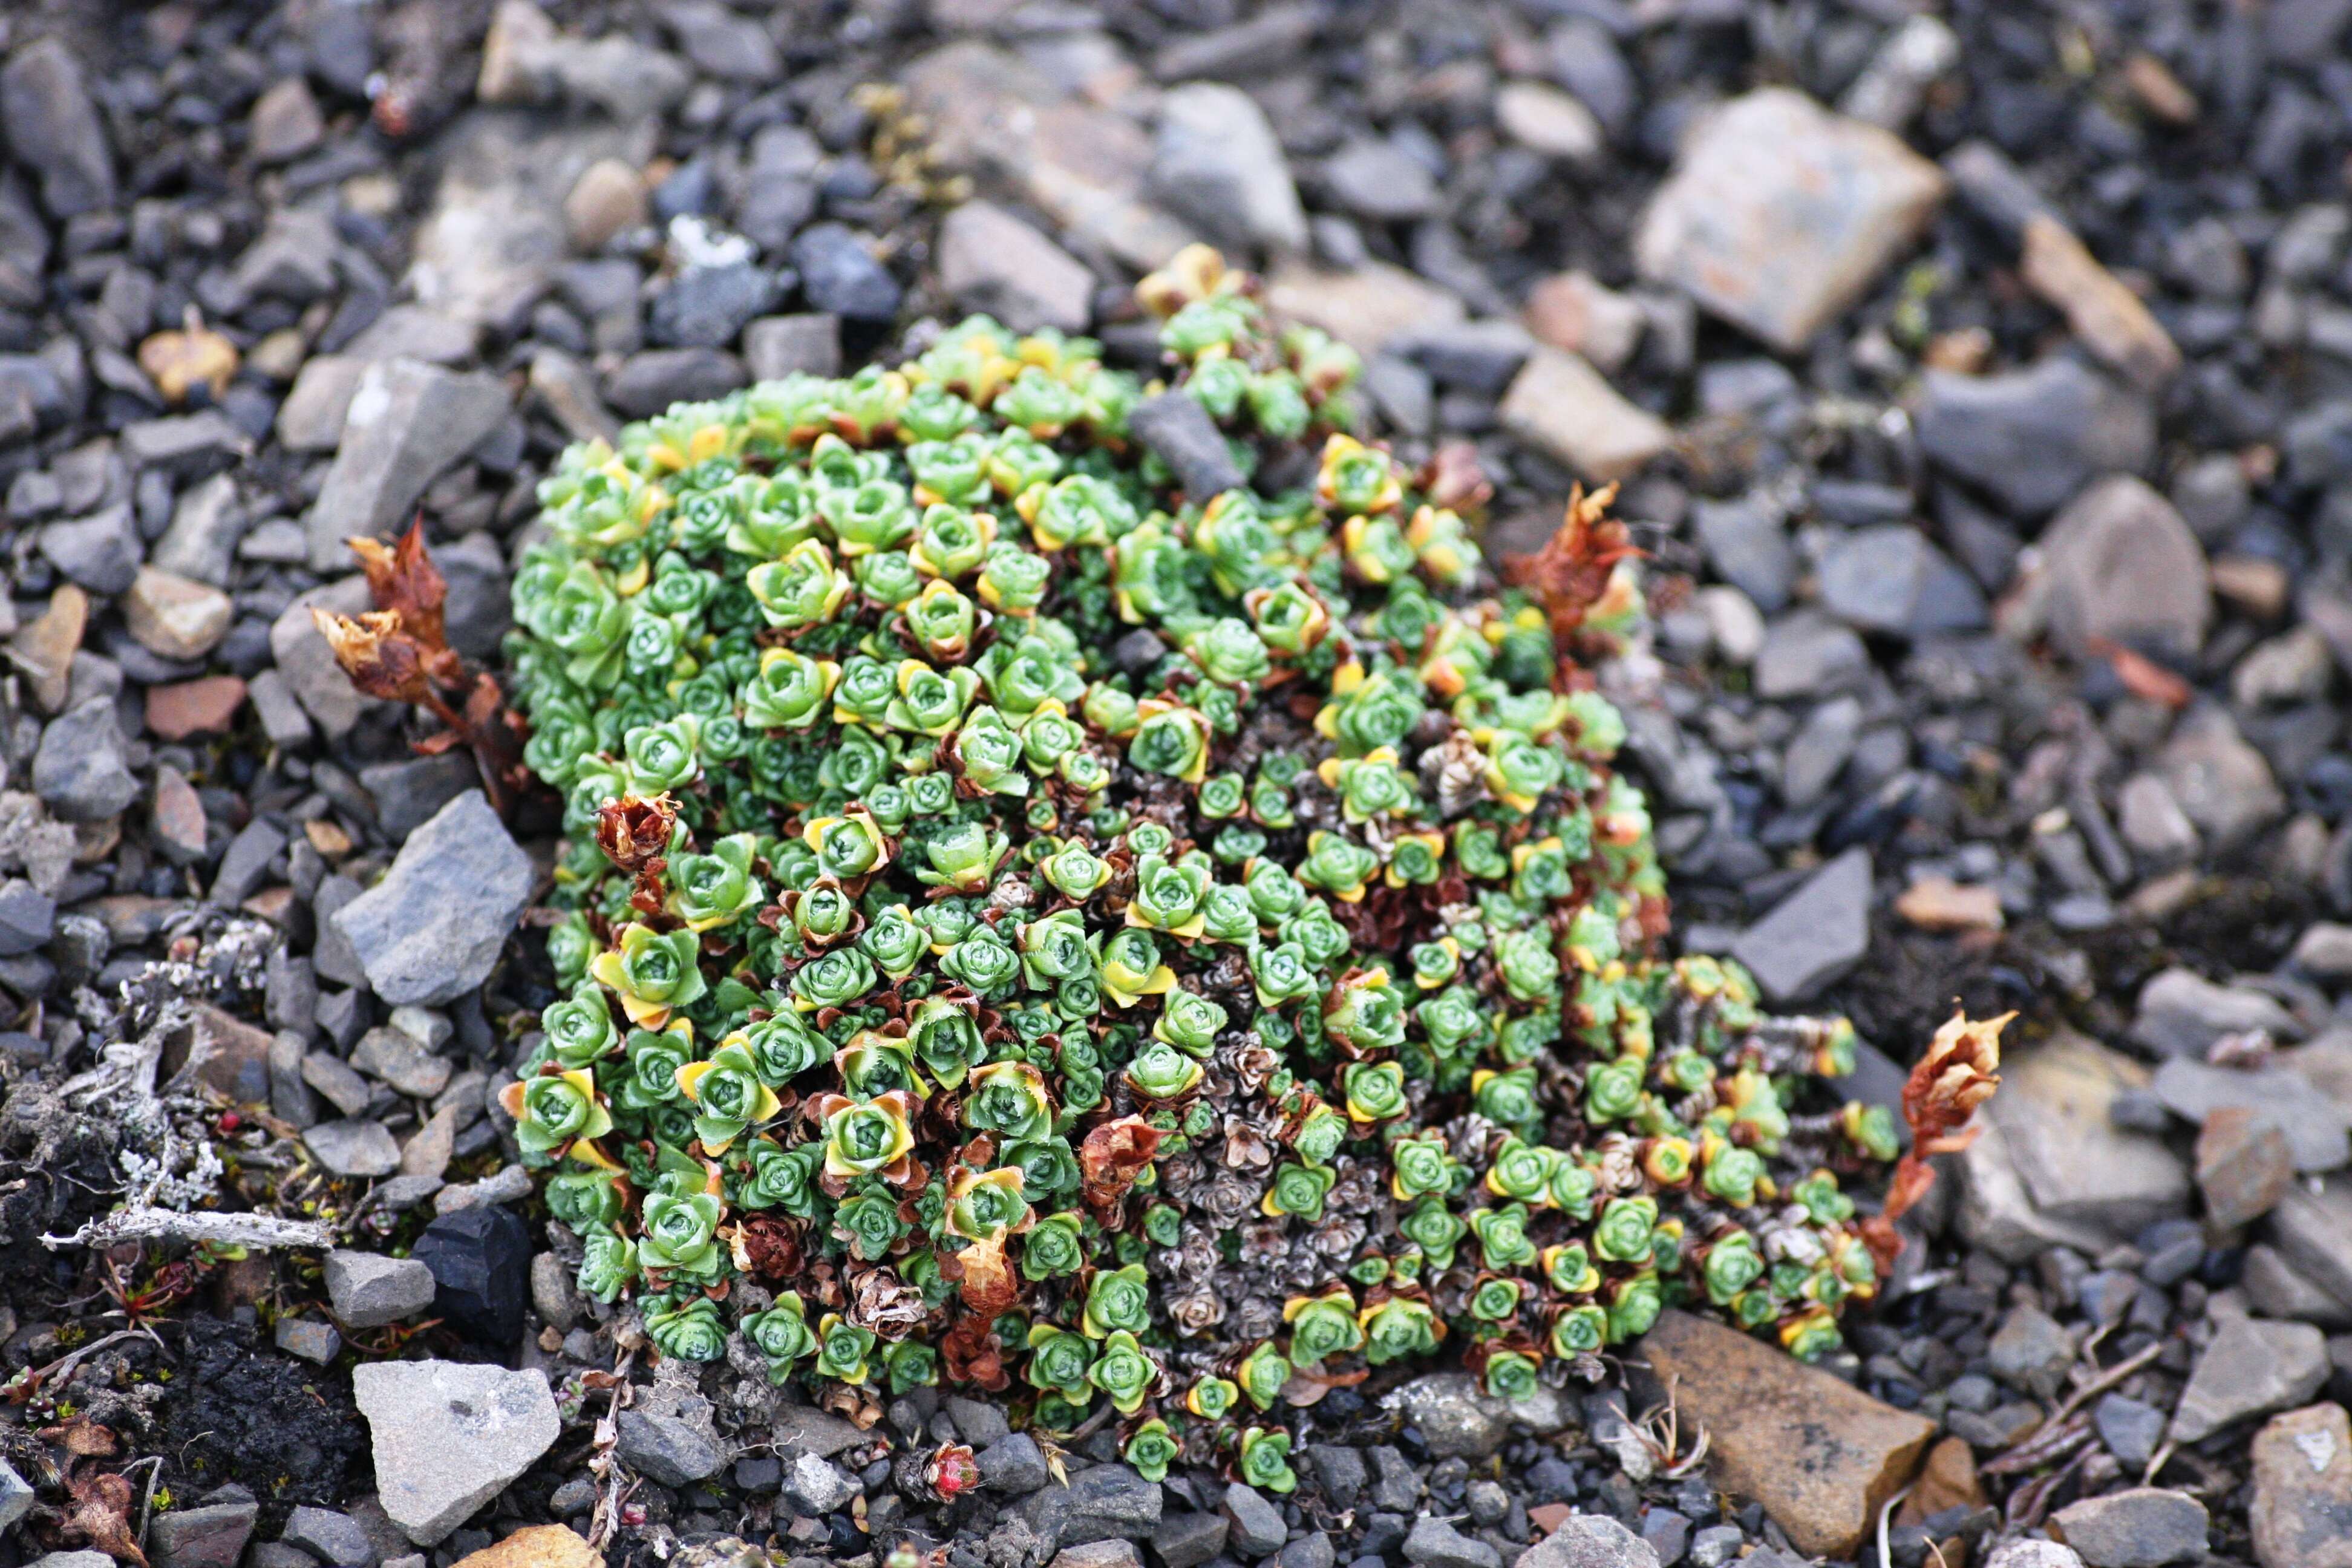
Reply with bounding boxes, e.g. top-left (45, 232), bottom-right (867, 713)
top-left (123, 567), bottom-right (234, 661)
top-left (7, 584), bottom-right (87, 713)
top-left (451, 1526), bottom-right (601, 1568)
top-left (166, 1002), bottom-right (275, 1102)
top-left (1495, 81), bottom-right (1602, 165)
top-left (2021, 214), bottom-right (2182, 391)
top-left (564, 157), bottom-right (646, 252)
top-left (2251, 1403), bottom-right (2352, 1568)
top-left (2212, 554), bottom-right (2291, 619)
top-left (1497, 347), bottom-right (1671, 482)
top-left (1636, 1308), bottom-right (1936, 1558)
top-left (1635, 87), bottom-right (1945, 353)
top-left (146, 676), bottom-right (247, 741)
top-left (1523, 270), bottom-right (1645, 374)
top-left (1895, 876), bottom-right (2003, 932)
top-left (1264, 259), bottom-right (1465, 359)
top-left (1983, 1029), bottom-right (2191, 1239)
